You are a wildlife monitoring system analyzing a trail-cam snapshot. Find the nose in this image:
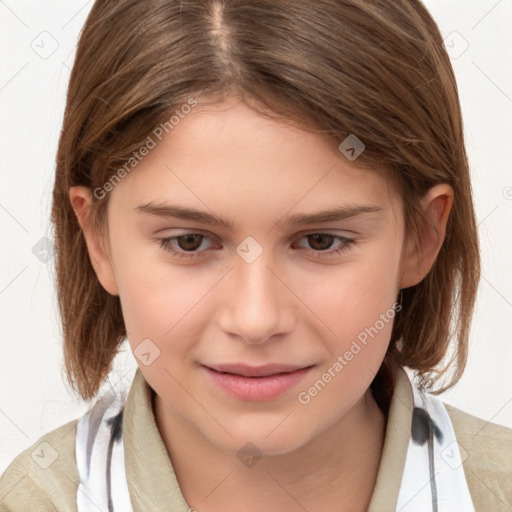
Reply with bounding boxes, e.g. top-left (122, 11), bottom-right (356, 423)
top-left (216, 249), bottom-right (296, 345)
